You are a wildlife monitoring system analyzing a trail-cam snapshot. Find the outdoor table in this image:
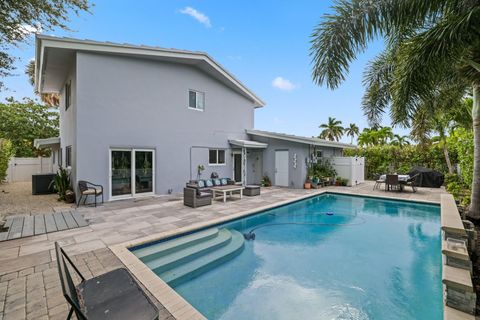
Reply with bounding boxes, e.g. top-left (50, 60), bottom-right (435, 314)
top-left (379, 174), bottom-right (410, 182)
top-left (211, 185), bottom-right (245, 203)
